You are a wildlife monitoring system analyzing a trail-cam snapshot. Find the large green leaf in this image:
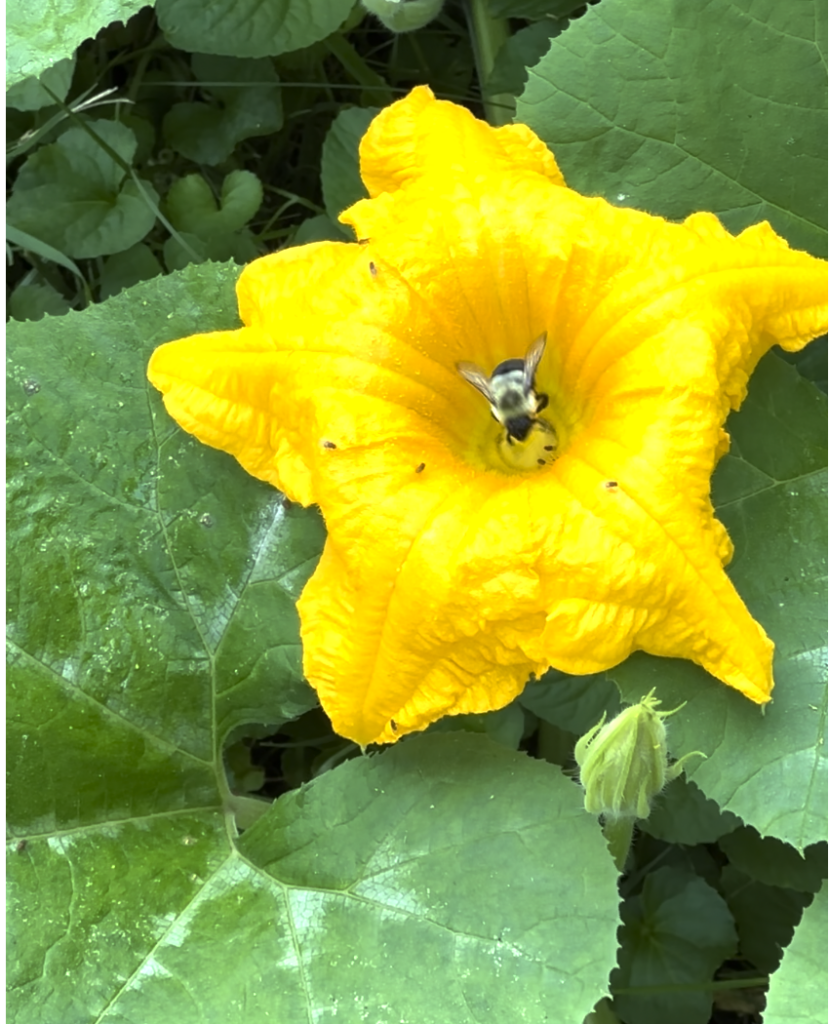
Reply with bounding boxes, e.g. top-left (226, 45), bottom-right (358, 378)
top-left (719, 827), bottom-right (827, 893)
top-left (612, 868), bottom-right (737, 1024)
top-left (162, 55), bottom-right (283, 166)
top-left (239, 734), bottom-right (620, 1023)
top-left (6, 56), bottom-right (76, 111)
top-left (6, 121), bottom-right (159, 259)
top-left (426, 702), bottom-right (528, 749)
top-left (486, 20), bottom-right (560, 102)
top-left (7, 264), bottom-right (621, 1022)
top-left (156, 0), bottom-right (355, 59)
top-left (7, 263), bottom-right (326, 1020)
top-left (320, 105), bottom-right (380, 228)
top-left (764, 881), bottom-right (828, 1024)
top-left (520, 670), bottom-right (621, 735)
top-left (9, 280), bottom-right (73, 322)
top-left (293, 213), bottom-right (353, 246)
top-left (640, 776), bottom-right (742, 847)
top-left (100, 243), bottom-right (165, 300)
top-left (7, 0), bottom-right (150, 88)
top-left (720, 866), bottom-right (812, 975)
top-left (8, 259), bottom-right (326, 757)
top-left (518, 0), bottom-right (827, 258)
top-left (488, 0), bottom-right (583, 17)
top-left (608, 354), bottom-right (827, 851)
top-left (165, 172), bottom-right (264, 240)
